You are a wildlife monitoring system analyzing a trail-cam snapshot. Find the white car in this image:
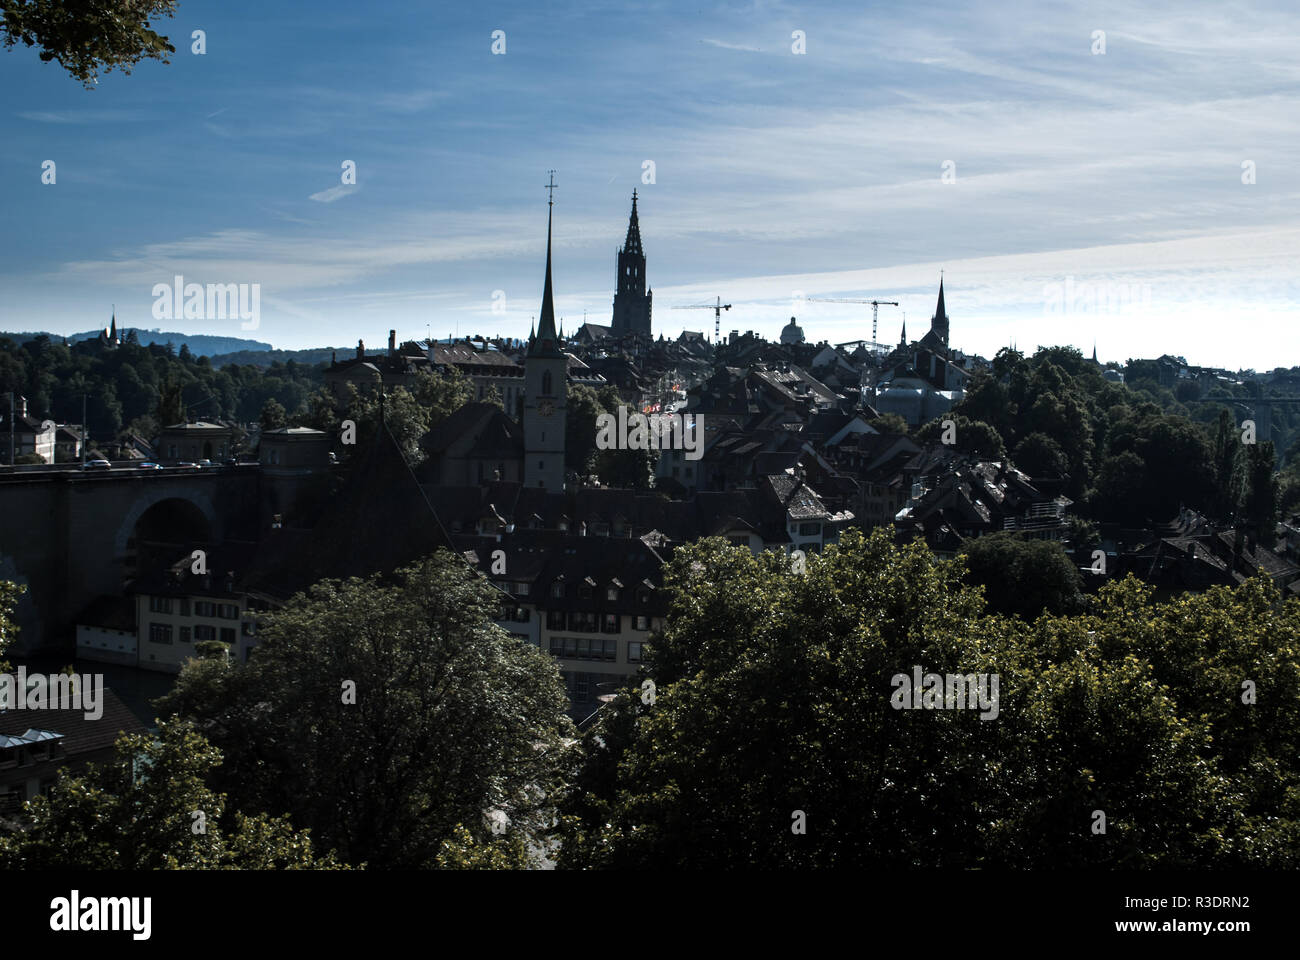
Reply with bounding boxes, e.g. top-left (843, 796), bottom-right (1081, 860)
top-left (80, 459), bottom-right (111, 471)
